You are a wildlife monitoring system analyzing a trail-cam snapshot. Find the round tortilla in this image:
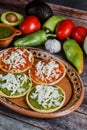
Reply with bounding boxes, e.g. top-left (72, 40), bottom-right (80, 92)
top-left (26, 85), bottom-right (65, 113)
top-left (0, 47), bottom-right (34, 73)
top-left (0, 73), bottom-right (32, 98)
top-left (29, 59), bottom-right (66, 85)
